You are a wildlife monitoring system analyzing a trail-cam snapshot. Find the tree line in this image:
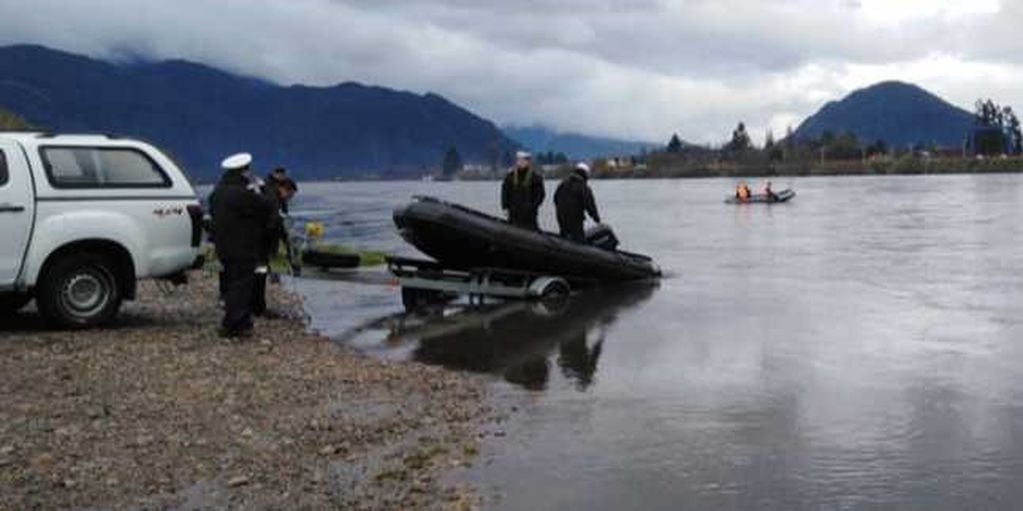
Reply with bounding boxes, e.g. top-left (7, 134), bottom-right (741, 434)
top-left (442, 96), bottom-right (1023, 179)
top-left (658, 97), bottom-right (1023, 166)
top-left (970, 99), bottom-right (1022, 156)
